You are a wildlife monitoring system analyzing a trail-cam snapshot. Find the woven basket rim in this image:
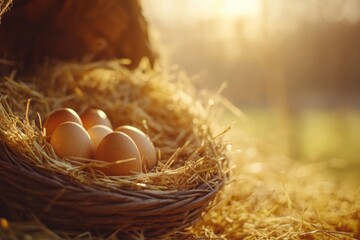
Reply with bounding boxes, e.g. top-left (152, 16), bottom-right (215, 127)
top-left (1, 151), bottom-right (224, 237)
